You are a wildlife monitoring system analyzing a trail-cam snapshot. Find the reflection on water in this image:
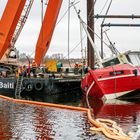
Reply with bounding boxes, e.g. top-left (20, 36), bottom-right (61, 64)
top-left (21, 92), bottom-right (83, 106)
top-left (81, 96), bottom-right (140, 134)
top-left (0, 97), bottom-right (106, 140)
top-left (0, 92), bottom-right (140, 139)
